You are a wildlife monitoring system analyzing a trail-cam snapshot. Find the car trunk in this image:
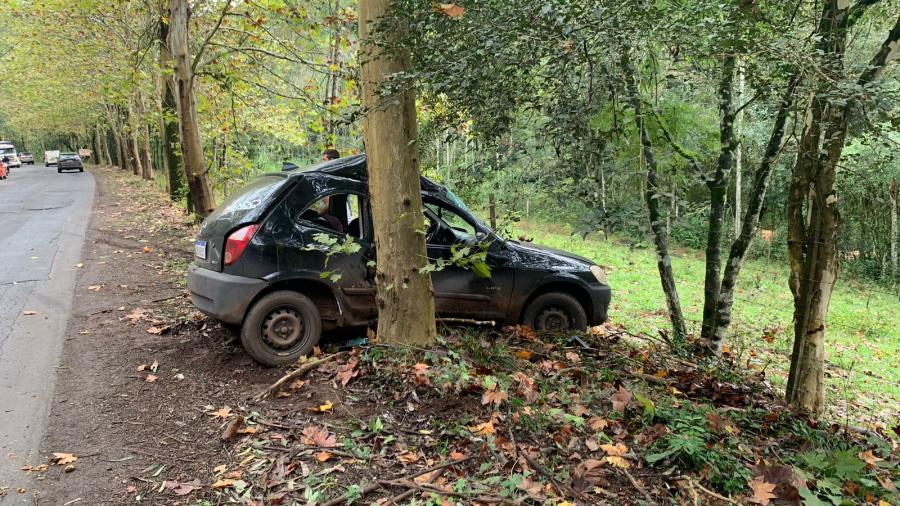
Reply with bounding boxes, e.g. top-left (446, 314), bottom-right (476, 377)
top-left (193, 174), bottom-right (292, 272)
